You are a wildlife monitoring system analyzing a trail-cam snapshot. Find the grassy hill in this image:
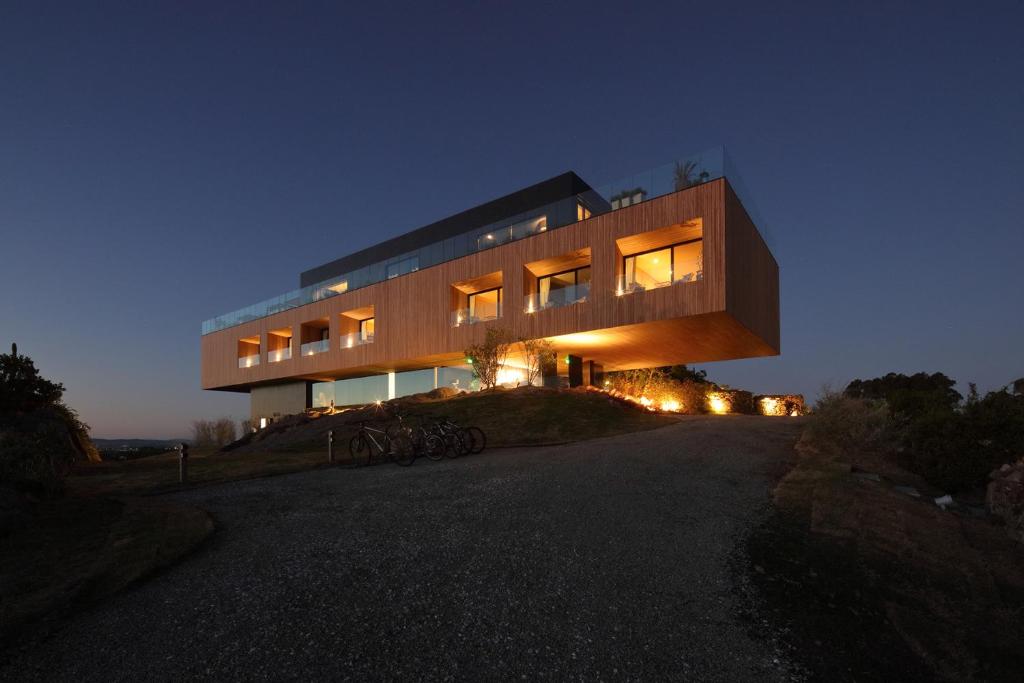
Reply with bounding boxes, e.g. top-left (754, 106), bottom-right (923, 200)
top-left (69, 387), bottom-right (677, 497)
